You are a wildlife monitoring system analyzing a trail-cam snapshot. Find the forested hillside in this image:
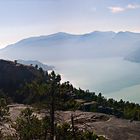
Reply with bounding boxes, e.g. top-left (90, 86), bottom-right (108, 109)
top-left (0, 59), bottom-right (140, 139)
top-left (0, 59), bottom-right (140, 121)
top-left (0, 59), bottom-right (46, 101)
